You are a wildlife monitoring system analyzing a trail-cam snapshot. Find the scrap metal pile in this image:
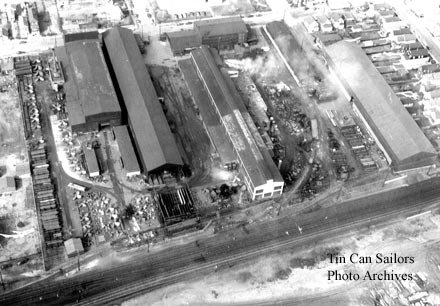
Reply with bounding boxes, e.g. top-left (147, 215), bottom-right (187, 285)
top-left (16, 57), bottom-right (64, 267)
top-left (301, 160), bottom-right (329, 199)
top-left (327, 129), bottom-right (354, 181)
top-left (129, 194), bottom-right (159, 229)
top-left (265, 85), bottom-right (310, 136)
top-left (75, 191), bottom-right (123, 246)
